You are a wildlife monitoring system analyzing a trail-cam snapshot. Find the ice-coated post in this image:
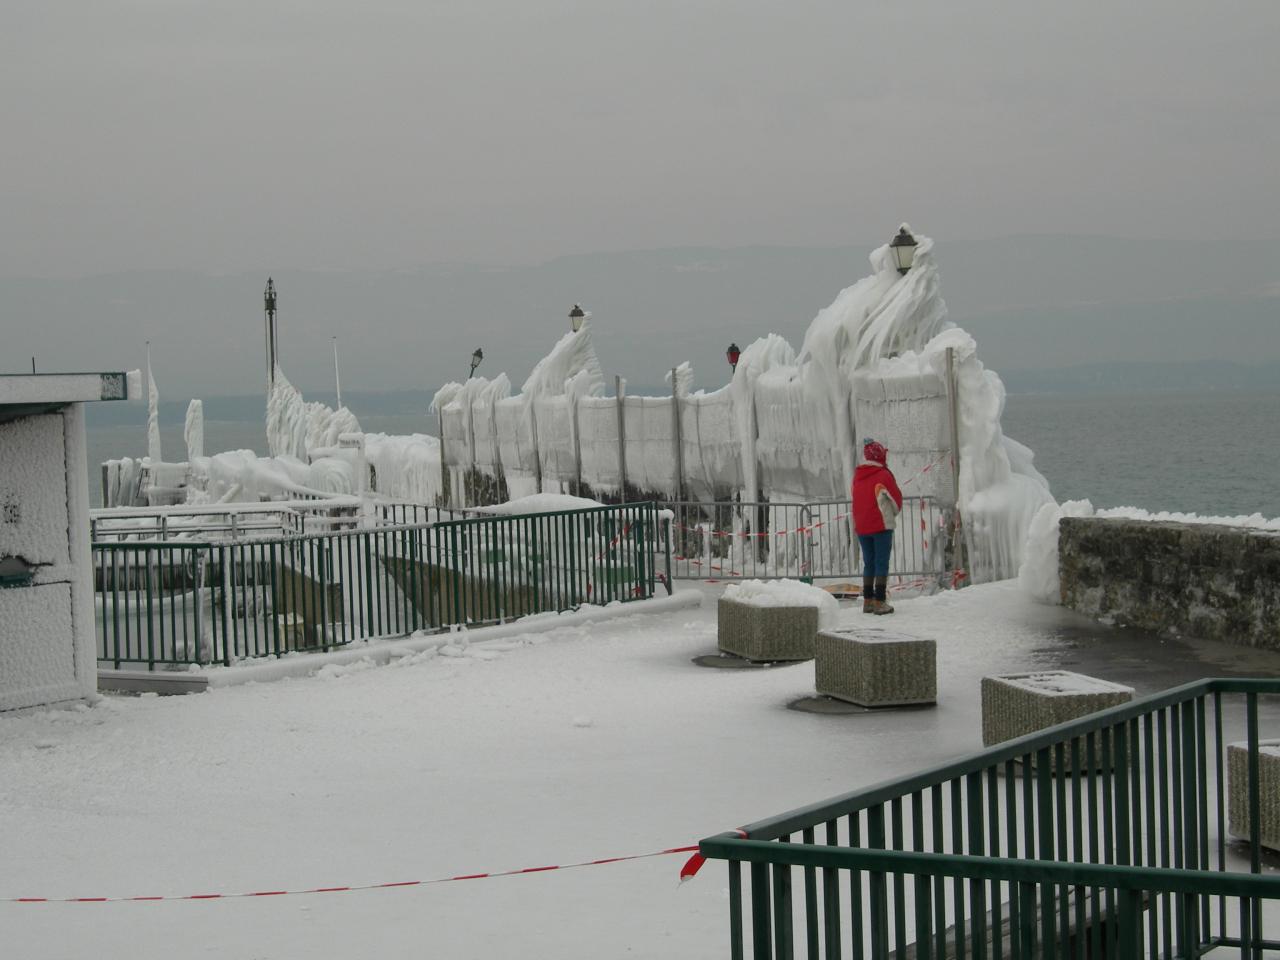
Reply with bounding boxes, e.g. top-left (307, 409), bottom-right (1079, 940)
top-left (615, 375), bottom-right (628, 503)
top-left (529, 400), bottom-right (543, 494)
top-left (572, 392), bottom-right (583, 494)
top-left (488, 393), bottom-right (502, 498)
top-left (466, 394), bottom-right (478, 507)
top-left (671, 366), bottom-right (685, 502)
top-left (946, 346), bottom-right (960, 502)
top-left (945, 346), bottom-right (968, 581)
top-left (437, 409), bottom-right (447, 506)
